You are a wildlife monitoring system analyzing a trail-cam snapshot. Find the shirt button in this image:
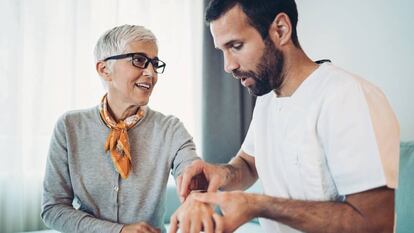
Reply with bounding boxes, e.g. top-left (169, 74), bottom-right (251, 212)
top-left (113, 186), bottom-right (119, 192)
